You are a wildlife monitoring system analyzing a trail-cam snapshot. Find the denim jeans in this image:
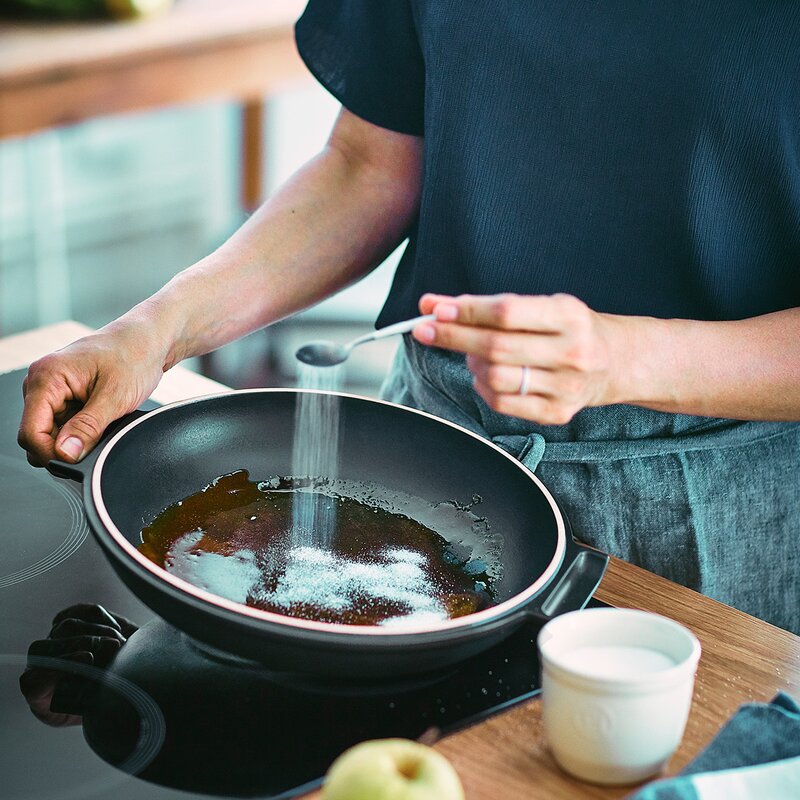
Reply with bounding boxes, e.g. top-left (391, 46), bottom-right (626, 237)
top-left (382, 337), bottom-right (800, 634)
